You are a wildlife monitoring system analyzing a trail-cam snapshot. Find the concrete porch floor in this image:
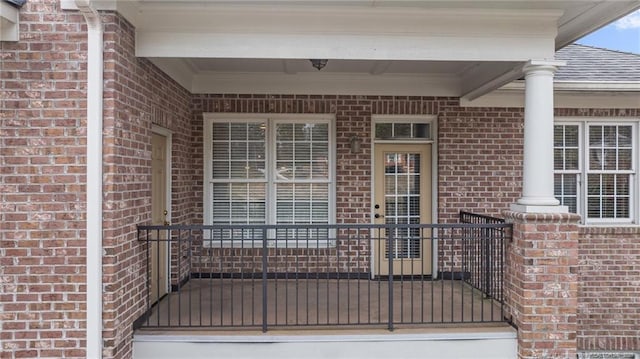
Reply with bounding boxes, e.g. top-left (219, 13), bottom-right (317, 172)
top-left (138, 278), bottom-right (507, 330)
